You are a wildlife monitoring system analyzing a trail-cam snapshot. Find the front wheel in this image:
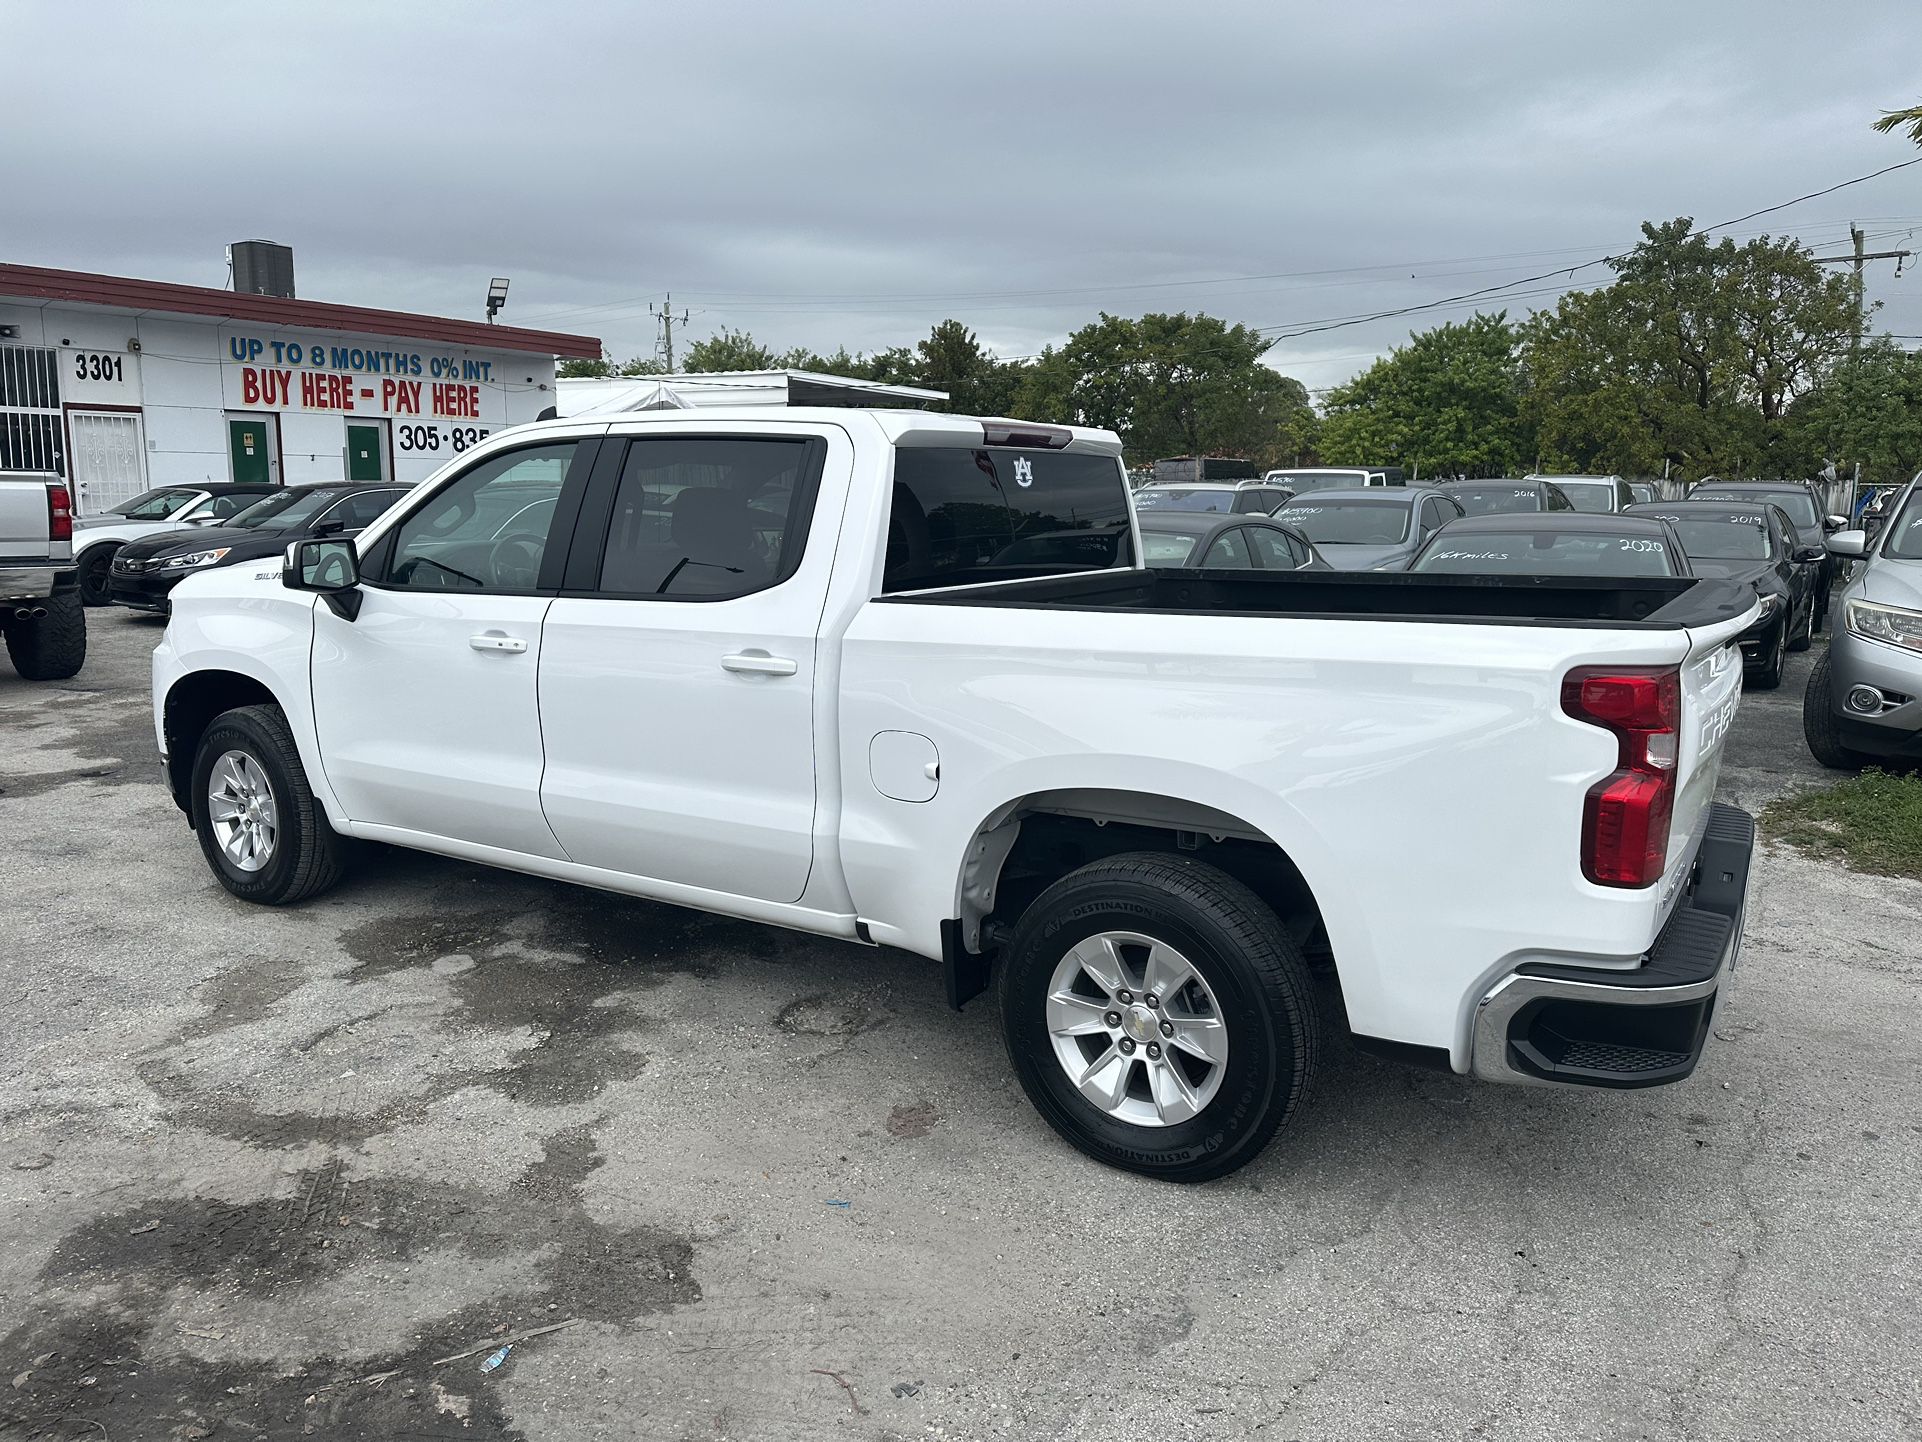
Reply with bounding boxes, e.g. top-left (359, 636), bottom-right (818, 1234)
top-left (1803, 650), bottom-right (1872, 770)
top-left (191, 703), bottom-right (352, 904)
top-left (998, 852), bottom-right (1319, 1182)
top-left (78, 546), bottom-right (116, 606)
top-left (1748, 617), bottom-right (1786, 690)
